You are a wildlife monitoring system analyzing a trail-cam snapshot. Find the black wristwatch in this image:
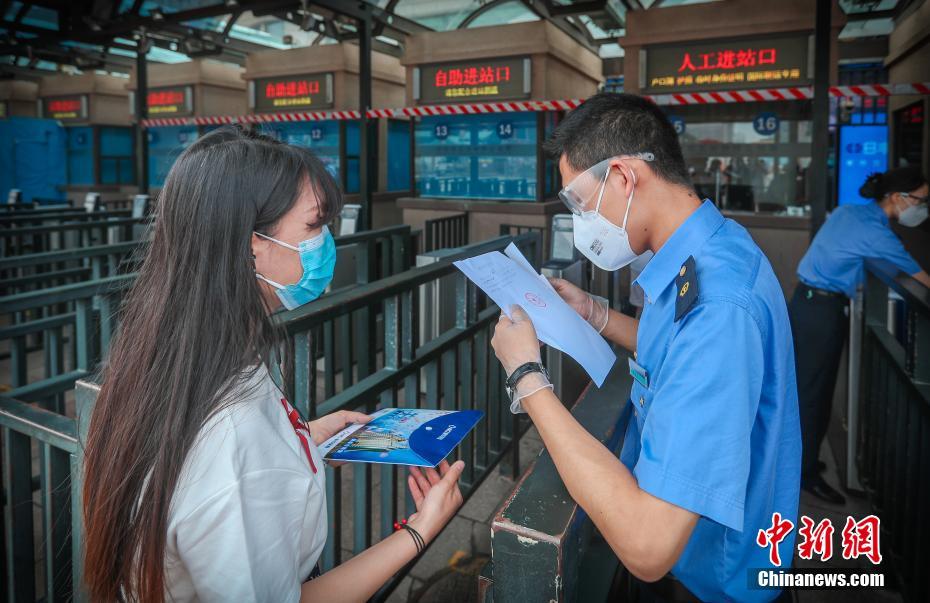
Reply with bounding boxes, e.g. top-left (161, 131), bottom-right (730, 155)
top-left (505, 362), bottom-right (550, 402)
